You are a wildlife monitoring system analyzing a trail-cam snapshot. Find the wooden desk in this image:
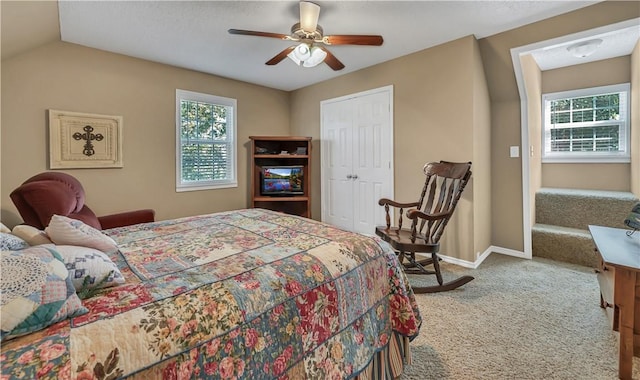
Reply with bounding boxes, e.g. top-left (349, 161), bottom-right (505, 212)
top-left (589, 225), bottom-right (640, 380)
